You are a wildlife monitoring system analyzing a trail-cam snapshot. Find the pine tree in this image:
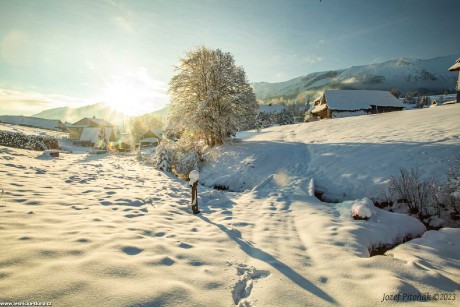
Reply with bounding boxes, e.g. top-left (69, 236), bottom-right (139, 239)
top-left (168, 46), bottom-right (258, 146)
